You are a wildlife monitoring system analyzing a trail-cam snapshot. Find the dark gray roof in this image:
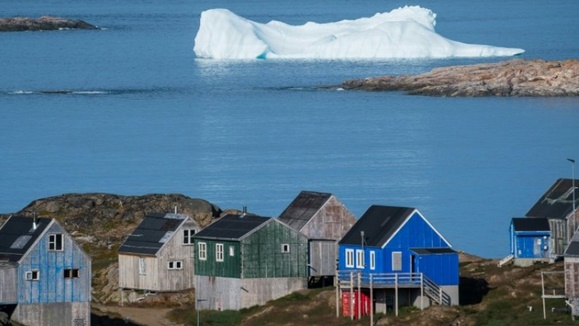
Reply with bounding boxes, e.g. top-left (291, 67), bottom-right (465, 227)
top-left (411, 248), bottom-right (457, 255)
top-left (527, 178), bottom-right (579, 220)
top-left (278, 191), bottom-right (332, 231)
top-left (193, 214), bottom-right (270, 241)
top-left (0, 216), bottom-right (52, 262)
top-left (339, 205), bottom-right (414, 247)
top-left (118, 213), bottom-right (189, 256)
top-left (512, 217), bottom-right (550, 232)
top-left (565, 231), bottom-right (579, 256)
